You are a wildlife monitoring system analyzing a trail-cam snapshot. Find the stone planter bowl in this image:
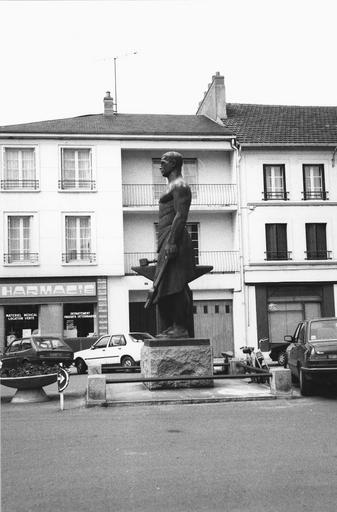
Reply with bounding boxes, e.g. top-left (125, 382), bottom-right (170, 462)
top-left (0, 373), bottom-right (58, 403)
